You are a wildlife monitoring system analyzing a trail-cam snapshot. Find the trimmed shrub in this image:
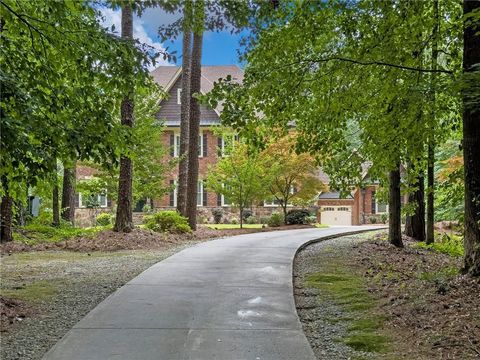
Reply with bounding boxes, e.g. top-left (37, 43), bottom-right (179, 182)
top-left (96, 213), bottom-right (112, 226)
top-left (230, 217), bottom-right (238, 225)
top-left (259, 216), bottom-right (270, 225)
top-left (369, 216), bottom-right (377, 224)
top-left (142, 204), bottom-right (152, 213)
top-left (381, 213), bottom-right (388, 224)
top-left (246, 216), bottom-right (258, 224)
top-left (211, 208), bottom-right (223, 224)
top-left (306, 215), bottom-right (317, 224)
top-left (286, 209), bottom-right (311, 225)
top-left (268, 213), bottom-right (283, 227)
top-left (144, 211), bottom-right (191, 233)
